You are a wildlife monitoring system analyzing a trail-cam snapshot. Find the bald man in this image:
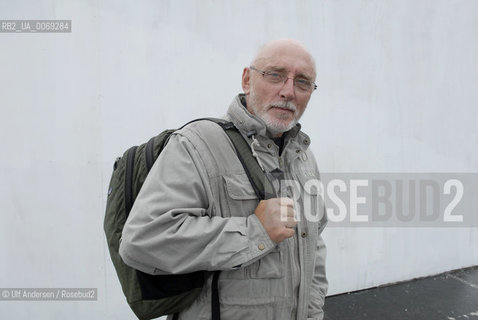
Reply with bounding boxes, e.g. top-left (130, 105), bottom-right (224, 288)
top-left (120, 39), bottom-right (328, 320)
